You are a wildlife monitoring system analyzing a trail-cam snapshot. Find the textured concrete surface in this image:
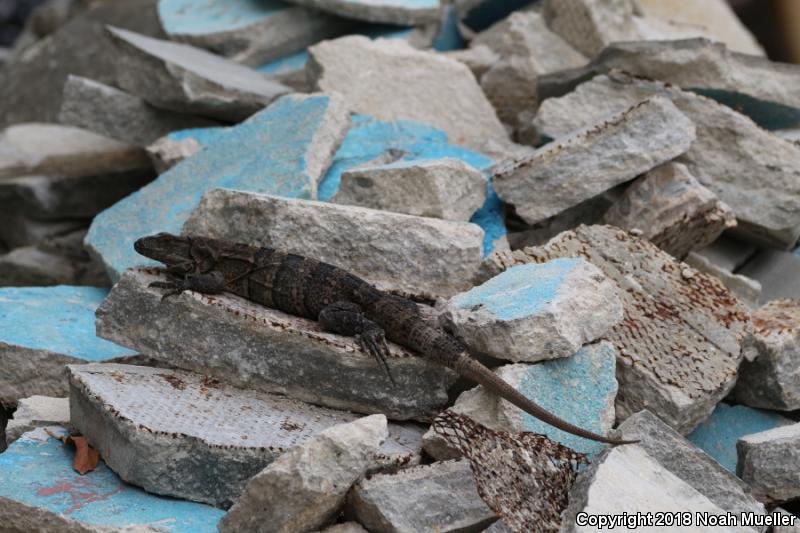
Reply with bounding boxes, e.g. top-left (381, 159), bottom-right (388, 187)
top-left (685, 252), bottom-right (761, 310)
top-left (348, 459), bottom-right (496, 533)
top-left (332, 158), bottom-right (486, 222)
top-left (158, 0), bottom-right (352, 66)
top-left (96, 269), bottom-right (457, 421)
top-left (494, 97), bottom-right (695, 225)
top-left (107, 26), bottom-right (290, 122)
top-left (5, 396), bottom-right (69, 445)
top-left (688, 403), bottom-right (794, 473)
top-left (424, 342), bottom-right (618, 458)
top-left (184, 189), bottom-right (484, 300)
top-left (486, 225), bottom-right (751, 434)
top-left (738, 422), bottom-right (800, 503)
top-left (0, 427), bottom-right (224, 532)
top-left (733, 300), bottom-right (800, 410)
top-left (86, 93), bottom-right (350, 281)
top-left (443, 259), bottom-right (621, 362)
top-left (220, 415), bottom-right (387, 533)
top-left (69, 363), bottom-right (423, 508)
top-left (618, 410), bottom-right (765, 519)
top-left (533, 72), bottom-right (800, 249)
top-left (59, 75), bottom-right (217, 146)
top-left (0, 286), bottom-right (136, 404)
